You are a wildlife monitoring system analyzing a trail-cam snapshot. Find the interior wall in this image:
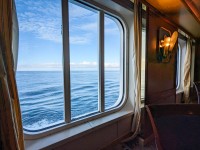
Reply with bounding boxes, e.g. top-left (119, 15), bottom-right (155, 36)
top-left (43, 115), bottom-right (132, 150)
top-left (145, 9), bottom-right (177, 104)
top-left (141, 8), bottom-right (178, 141)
